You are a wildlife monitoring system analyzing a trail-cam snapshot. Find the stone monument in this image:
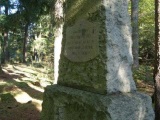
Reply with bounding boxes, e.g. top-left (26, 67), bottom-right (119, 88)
top-left (41, 0), bottom-right (155, 119)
